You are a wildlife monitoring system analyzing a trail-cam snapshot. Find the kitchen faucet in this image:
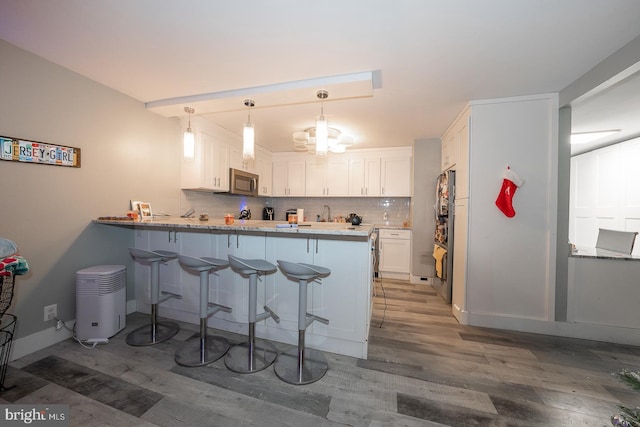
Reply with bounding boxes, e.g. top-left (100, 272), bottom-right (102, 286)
top-left (322, 205), bottom-right (331, 222)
